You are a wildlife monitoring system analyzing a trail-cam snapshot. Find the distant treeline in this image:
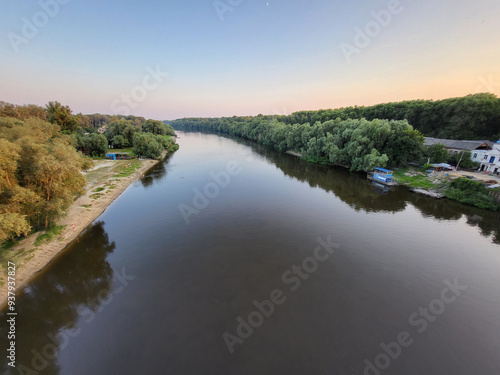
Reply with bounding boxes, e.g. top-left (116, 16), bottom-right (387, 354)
top-left (0, 101), bottom-right (177, 158)
top-left (0, 101), bottom-right (149, 130)
top-left (170, 116), bottom-right (424, 171)
top-left (171, 93), bottom-right (499, 143)
top-left (276, 93), bottom-right (500, 140)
